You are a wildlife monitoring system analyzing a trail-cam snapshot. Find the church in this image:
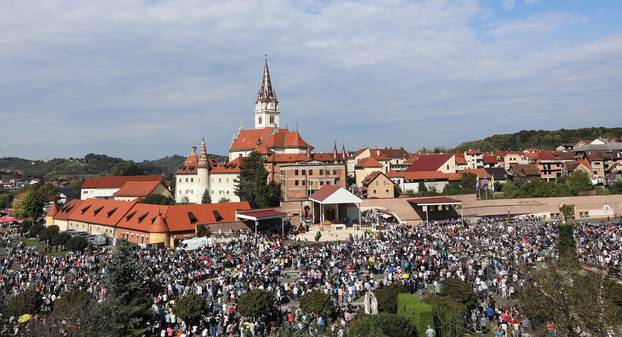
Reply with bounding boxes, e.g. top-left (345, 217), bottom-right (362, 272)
top-left (175, 59), bottom-right (312, 204)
